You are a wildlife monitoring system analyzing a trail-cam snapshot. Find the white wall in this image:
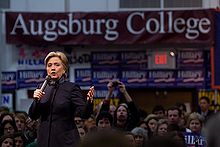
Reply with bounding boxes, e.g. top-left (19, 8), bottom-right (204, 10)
top-left (10, 0), bottom-right (118, 12)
